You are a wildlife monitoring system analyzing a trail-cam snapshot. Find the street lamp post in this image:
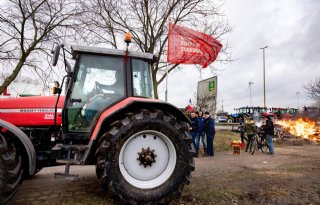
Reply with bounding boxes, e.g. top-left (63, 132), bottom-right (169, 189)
top-left (165, 63), bottom-right (169, 102)
top-left (249, 81), bottom-right (254, 106)
top-left (260, 46), bottom-right (268, 107)
top-left (296, 92), bottom-right (300, 109)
